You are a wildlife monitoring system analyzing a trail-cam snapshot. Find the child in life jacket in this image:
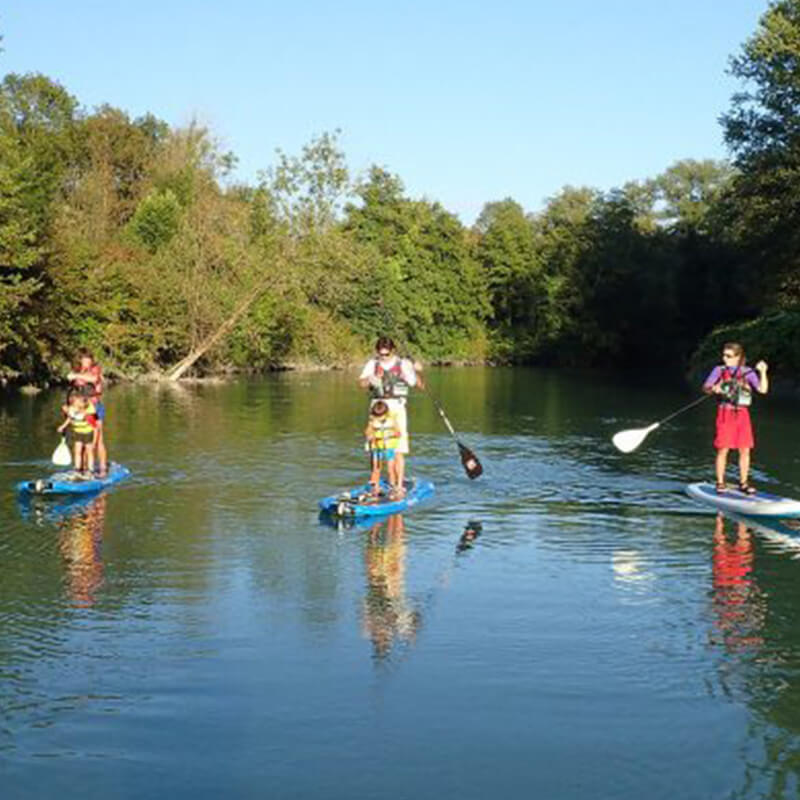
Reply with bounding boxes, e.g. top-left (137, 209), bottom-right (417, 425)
top-left (702, 342), bottom-right (768, 494)
top-left (365, 400), bottom-right (401, 497)
top-left (58, 391), bottom-right (98, 477)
